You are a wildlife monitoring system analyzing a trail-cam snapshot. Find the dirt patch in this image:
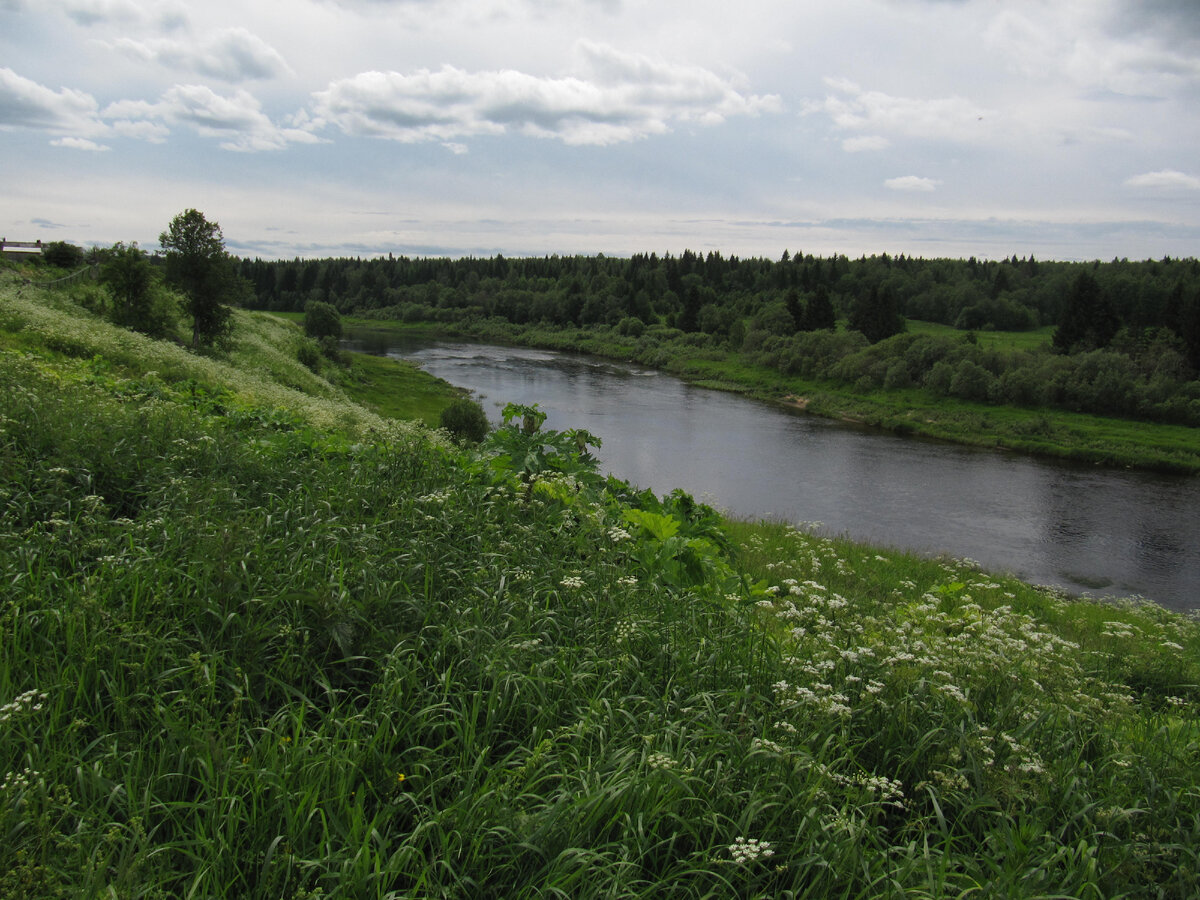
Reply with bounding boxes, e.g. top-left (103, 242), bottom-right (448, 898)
top-left (781, 394), bottom-right (810, 410)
